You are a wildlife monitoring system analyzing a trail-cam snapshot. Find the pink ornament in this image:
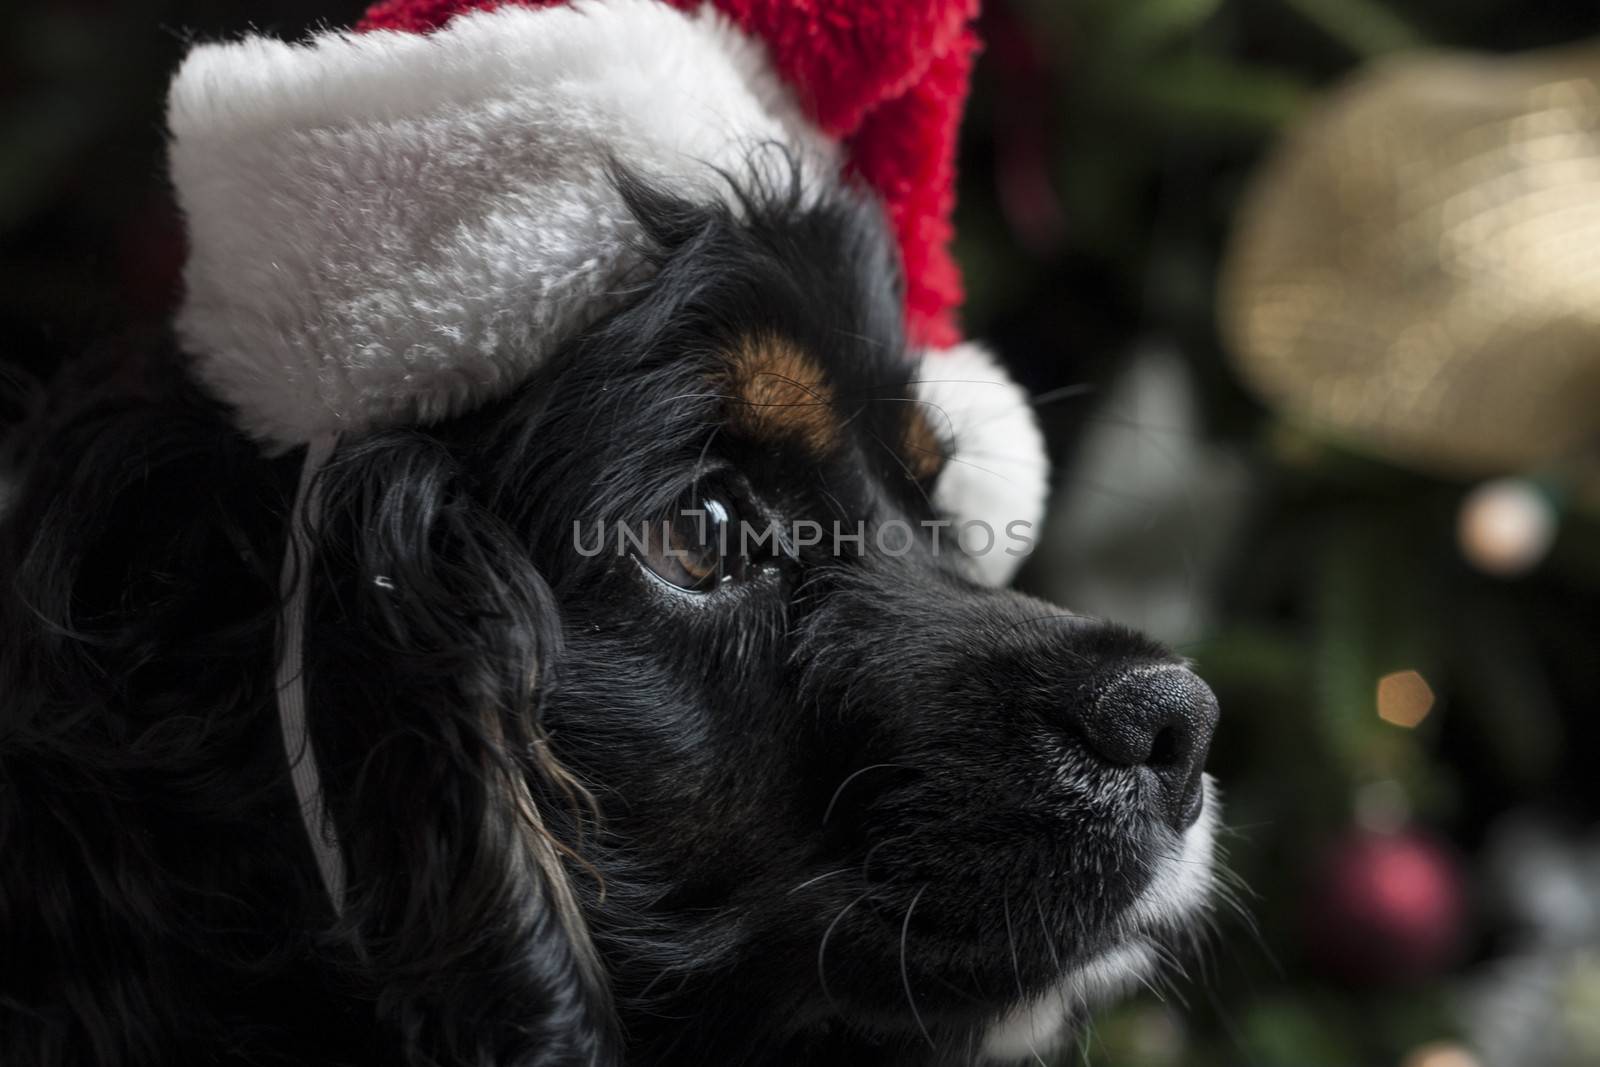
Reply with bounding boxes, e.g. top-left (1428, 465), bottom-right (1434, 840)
top-left (1305, 828), bottom-right (1467, 984)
